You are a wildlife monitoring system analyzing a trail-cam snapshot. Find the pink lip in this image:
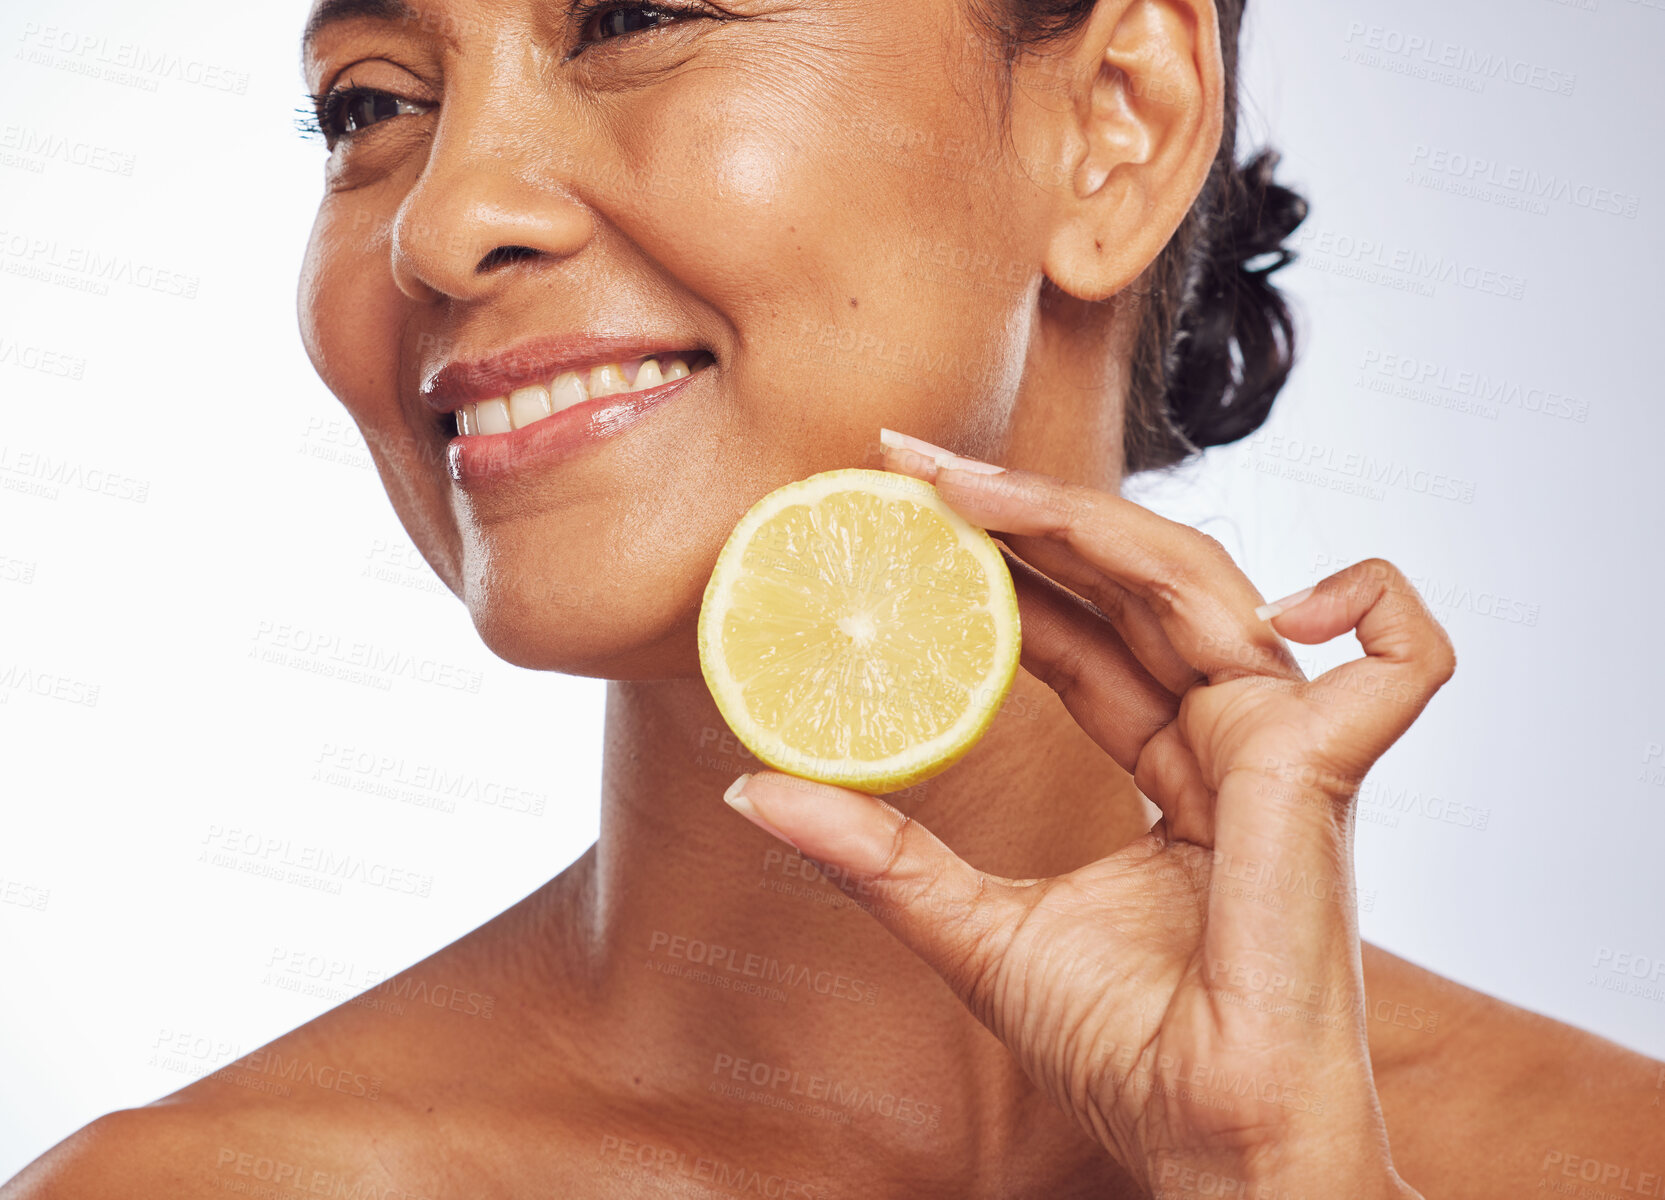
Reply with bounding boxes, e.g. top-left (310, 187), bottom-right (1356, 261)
top-left (444, 369), bottom-right (703, 486)
top-left (421, 333), bottom-right (704, 412)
